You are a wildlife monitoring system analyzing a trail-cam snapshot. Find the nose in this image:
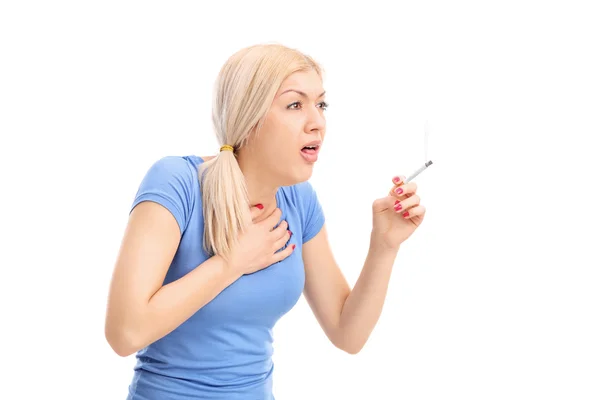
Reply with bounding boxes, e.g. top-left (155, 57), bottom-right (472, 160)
top-left (305, 106), bottom-right (326, 136)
